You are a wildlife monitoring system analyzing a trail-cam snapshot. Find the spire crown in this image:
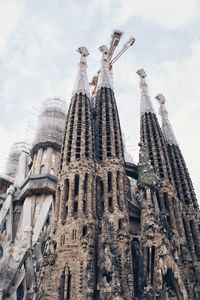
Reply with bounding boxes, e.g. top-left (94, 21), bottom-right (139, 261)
top-left (97, 45), bottom-right (113, 91)
top-left (155, 93), bottom-right (178, 145)
top-left (137, 69), bottom-right (155, 116)
top-left (72, 46), bottom-right (90, 97)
